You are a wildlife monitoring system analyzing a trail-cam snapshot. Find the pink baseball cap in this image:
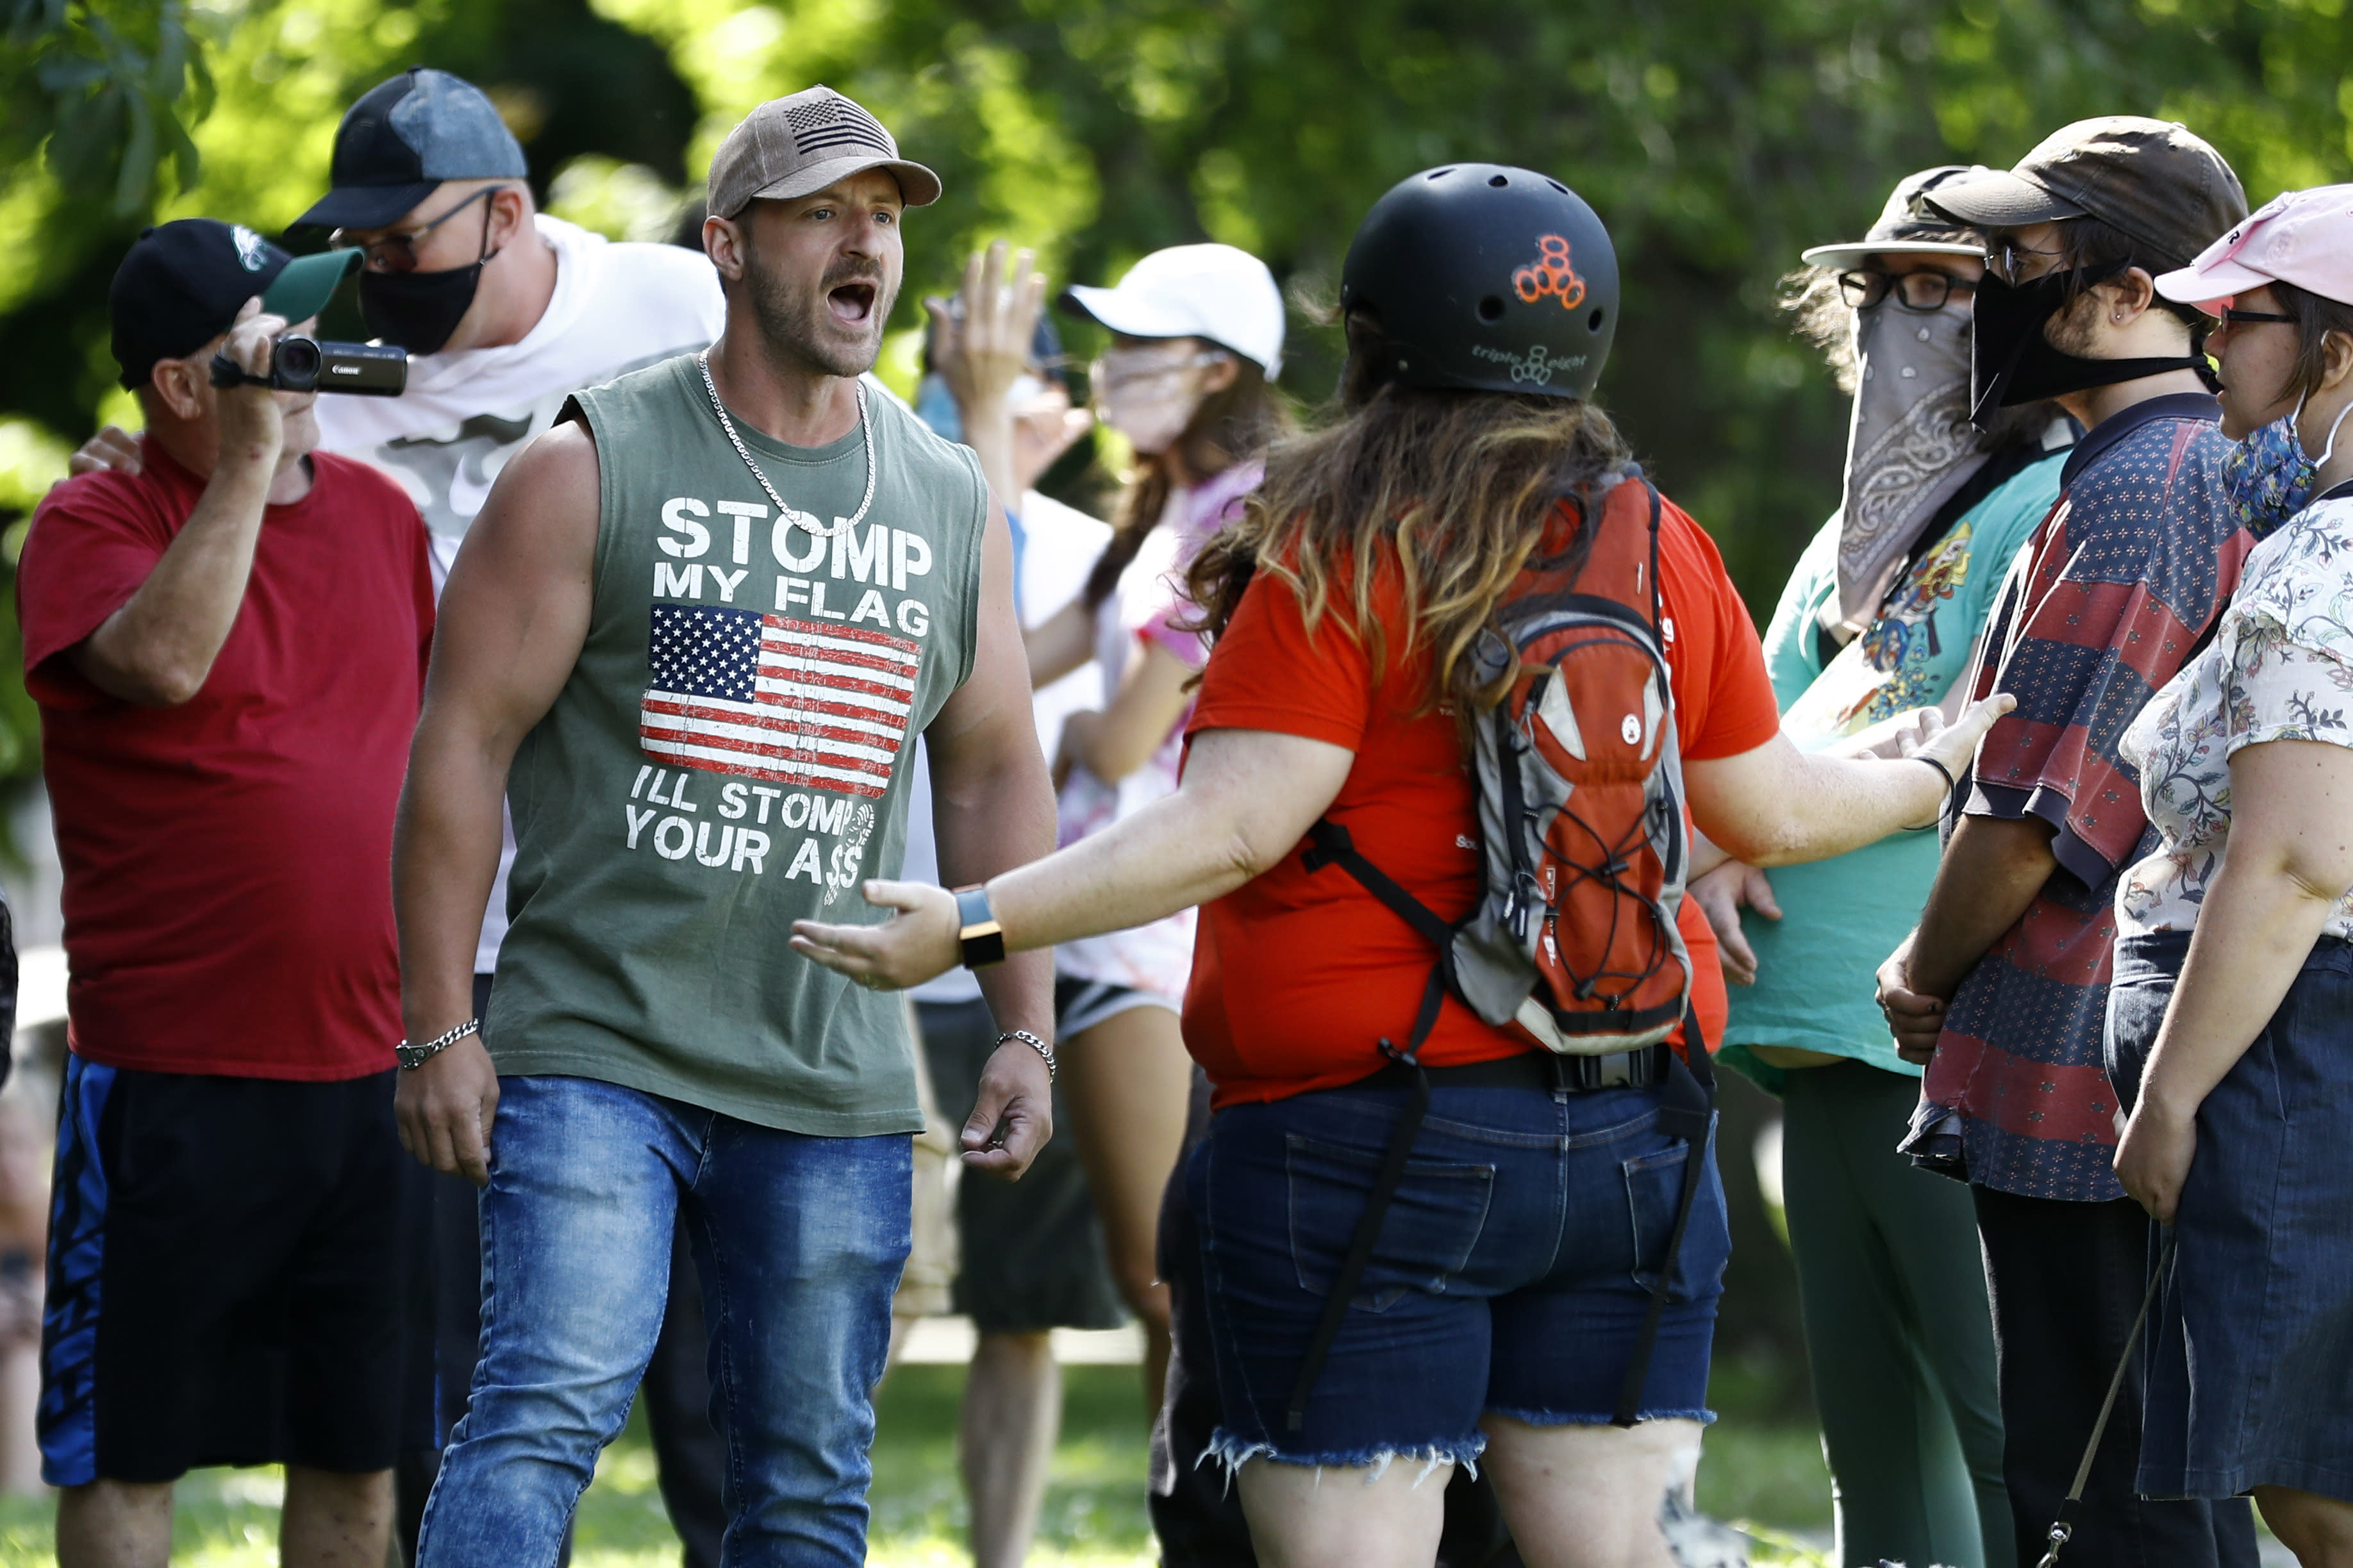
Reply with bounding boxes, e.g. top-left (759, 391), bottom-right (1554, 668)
top-left (2156, 184), bottom-right (2353, 310)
